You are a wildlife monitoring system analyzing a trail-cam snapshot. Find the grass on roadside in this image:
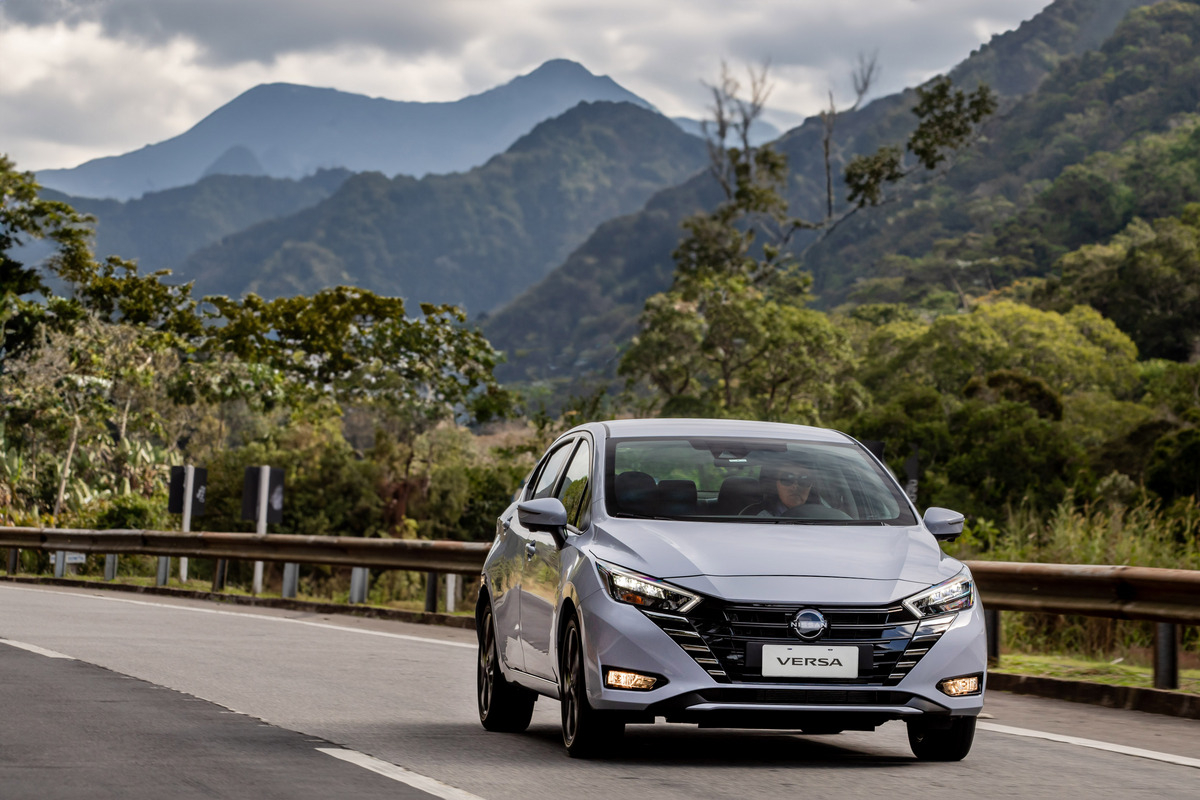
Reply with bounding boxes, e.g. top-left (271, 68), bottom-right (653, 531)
top-left (992, 652), bottom-right (1200, 695)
